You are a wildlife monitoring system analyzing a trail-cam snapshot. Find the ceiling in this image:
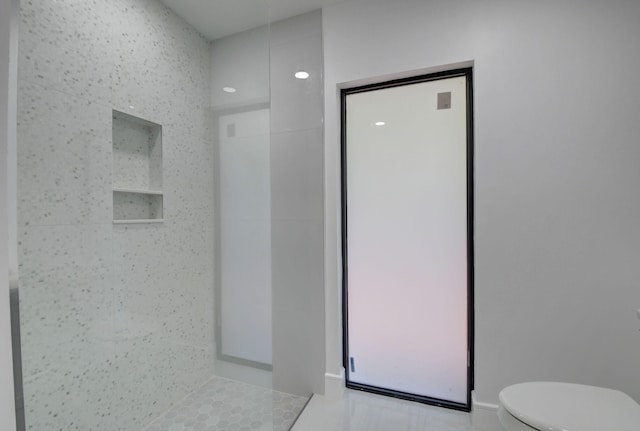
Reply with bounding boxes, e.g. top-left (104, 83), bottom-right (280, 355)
top-left (159, 0), bottom-right (346, 40)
